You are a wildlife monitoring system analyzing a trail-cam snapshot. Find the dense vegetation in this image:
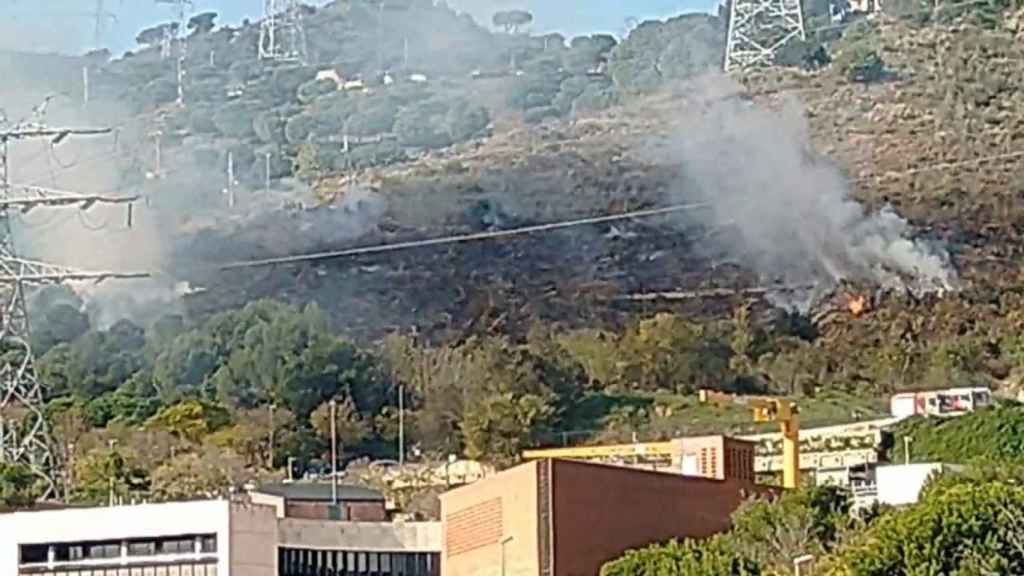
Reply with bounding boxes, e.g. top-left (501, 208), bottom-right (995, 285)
top-left (602, 476), bottom-right (1024, 575)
